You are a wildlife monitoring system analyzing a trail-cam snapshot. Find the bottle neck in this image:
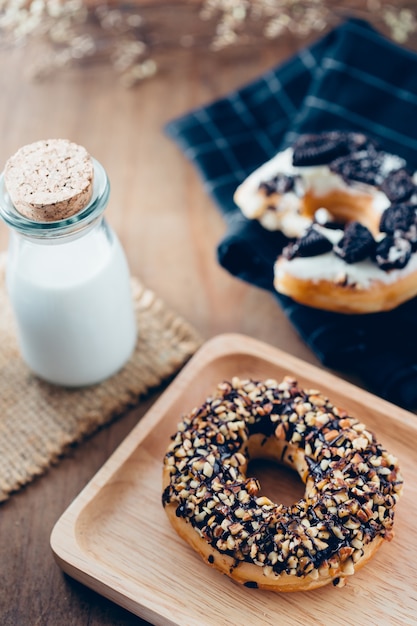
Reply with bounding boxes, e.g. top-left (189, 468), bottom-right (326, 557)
top-left (0, 158), bottom-right (110, 241)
